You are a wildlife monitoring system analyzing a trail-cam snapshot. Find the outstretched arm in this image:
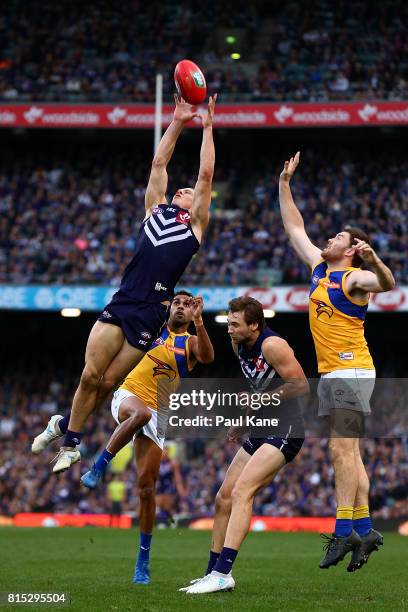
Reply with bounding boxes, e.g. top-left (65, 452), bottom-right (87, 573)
top-left (145, 96), bottom-right (198, 215)
top-left (346, 240), bottom-right (395, 295)
top-left (190, 94), bottom-right (217, 242)
top-left (279, 152), bottom-right (321, 269)
top-left (187, 297), bottom-right (215, 365)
